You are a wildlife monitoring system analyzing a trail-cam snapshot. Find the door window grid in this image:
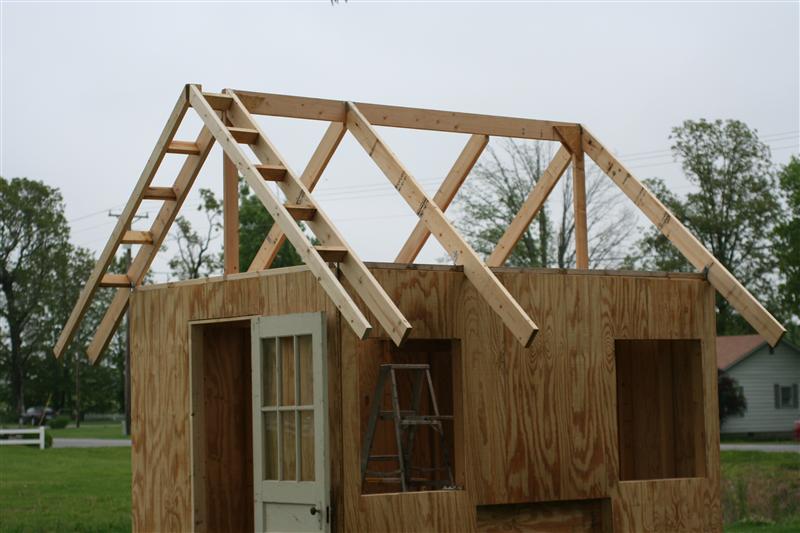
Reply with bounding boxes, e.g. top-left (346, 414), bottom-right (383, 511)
top-left (261, 335), bottom-right (315, 482)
